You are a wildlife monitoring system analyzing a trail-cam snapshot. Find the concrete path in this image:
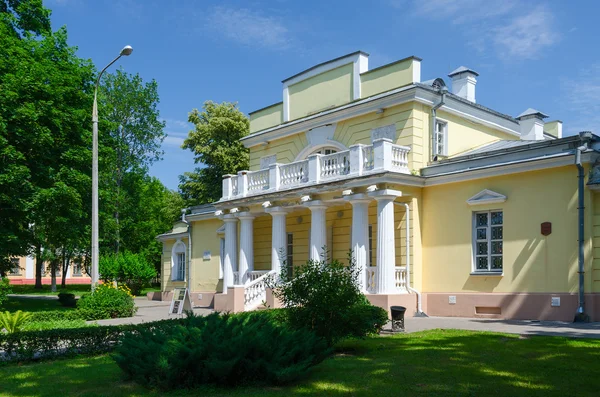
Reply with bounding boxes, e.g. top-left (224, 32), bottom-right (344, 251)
top-left (90, 298), bottom-right (213, 326)
top-left (400, 316), bottom-right (600, 339)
